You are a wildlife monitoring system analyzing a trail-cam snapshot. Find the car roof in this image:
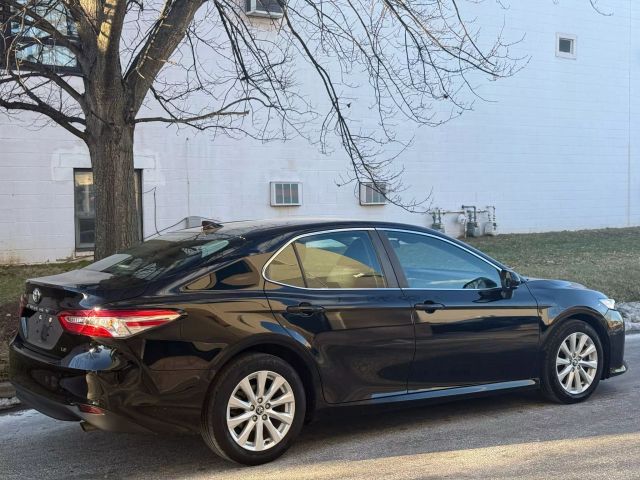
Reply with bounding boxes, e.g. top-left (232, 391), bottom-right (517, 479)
top-left (178, 217), bottom-right (434, 237)
top-left (173, 217), bottom-right (508, 271)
